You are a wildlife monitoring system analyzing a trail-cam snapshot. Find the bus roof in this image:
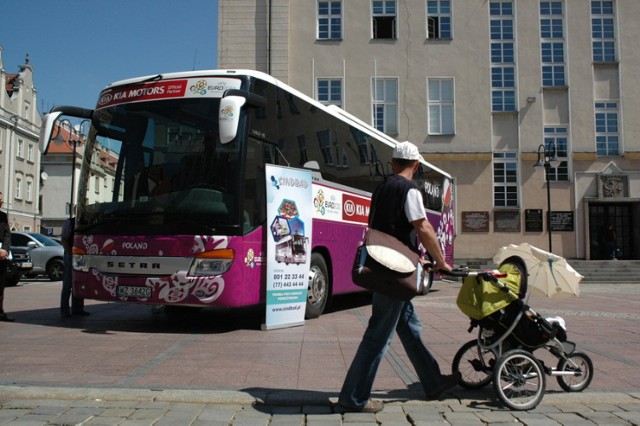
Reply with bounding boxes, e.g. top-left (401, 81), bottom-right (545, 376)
top-left (103, 69), bottom-right (452, 180)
